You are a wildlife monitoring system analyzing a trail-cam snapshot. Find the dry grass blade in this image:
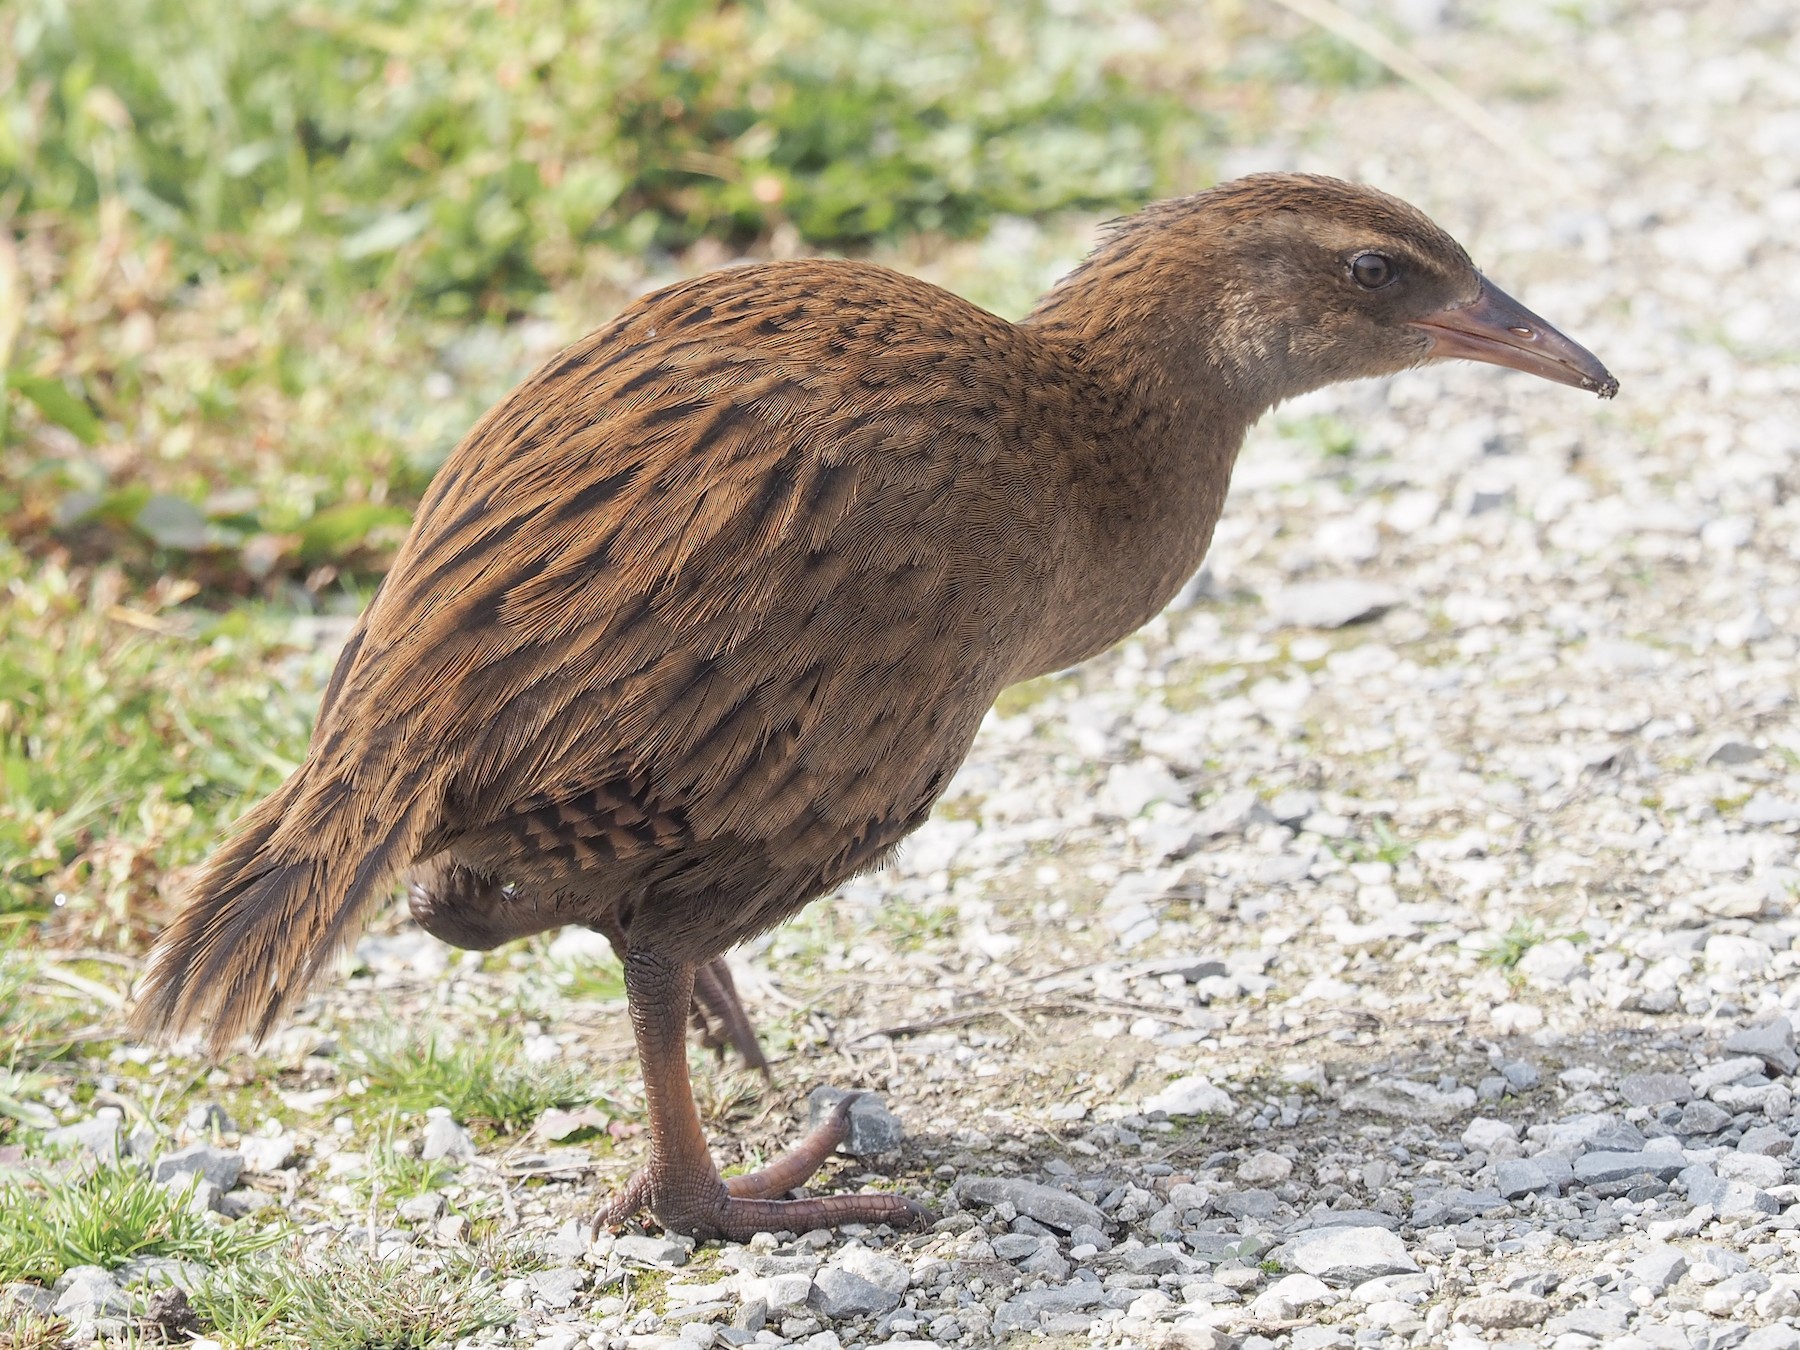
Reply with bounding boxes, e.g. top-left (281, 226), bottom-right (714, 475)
top-left (1266, 0), bottom-right (1563, 183)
